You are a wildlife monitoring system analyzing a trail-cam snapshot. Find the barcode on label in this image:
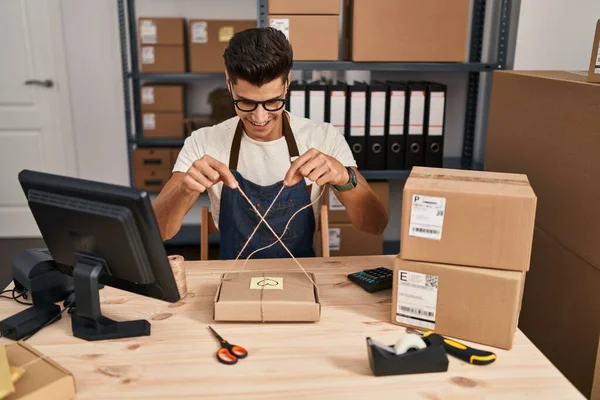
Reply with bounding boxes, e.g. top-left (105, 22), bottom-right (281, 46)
top-left (412, 227), bottom-right (440, 235)
top-left (400, 306), bottom-right (434, 318)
